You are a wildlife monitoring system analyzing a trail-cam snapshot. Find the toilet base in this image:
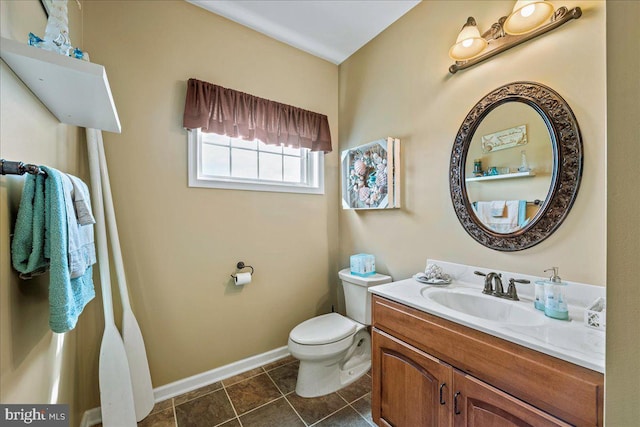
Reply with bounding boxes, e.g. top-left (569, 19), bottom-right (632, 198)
top-left (294, 330), bottom-right (371, 398)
